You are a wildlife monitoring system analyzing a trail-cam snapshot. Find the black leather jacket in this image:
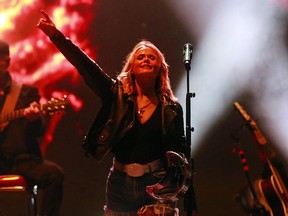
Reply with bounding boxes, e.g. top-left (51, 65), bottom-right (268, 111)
top-left (50, 31), bottom-right (188, 162)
